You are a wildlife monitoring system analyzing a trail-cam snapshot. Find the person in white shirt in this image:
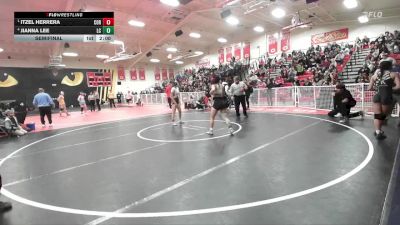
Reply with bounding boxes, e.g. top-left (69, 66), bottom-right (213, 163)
top-left (77, 92), bottom-right (87, 114)
top-left (126, 91), bottom-right (133, 105)
top-left (228, 76), bottom-right (248, 117)
top-left (171, 82), bottom-right (183, 126)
